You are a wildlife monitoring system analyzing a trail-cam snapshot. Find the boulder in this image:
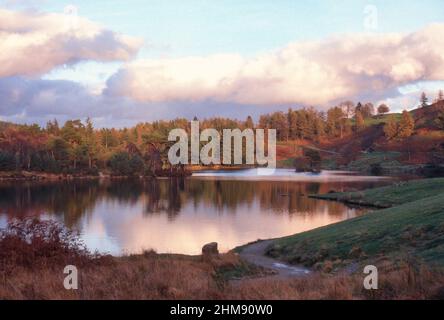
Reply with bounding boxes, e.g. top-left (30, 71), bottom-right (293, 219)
top-left (202, 242), bottom-right (219, 257)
